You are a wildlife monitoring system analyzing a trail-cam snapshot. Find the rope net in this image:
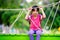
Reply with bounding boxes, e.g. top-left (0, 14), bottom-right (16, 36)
top-left (0, 1), bottom-right (60, 34)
